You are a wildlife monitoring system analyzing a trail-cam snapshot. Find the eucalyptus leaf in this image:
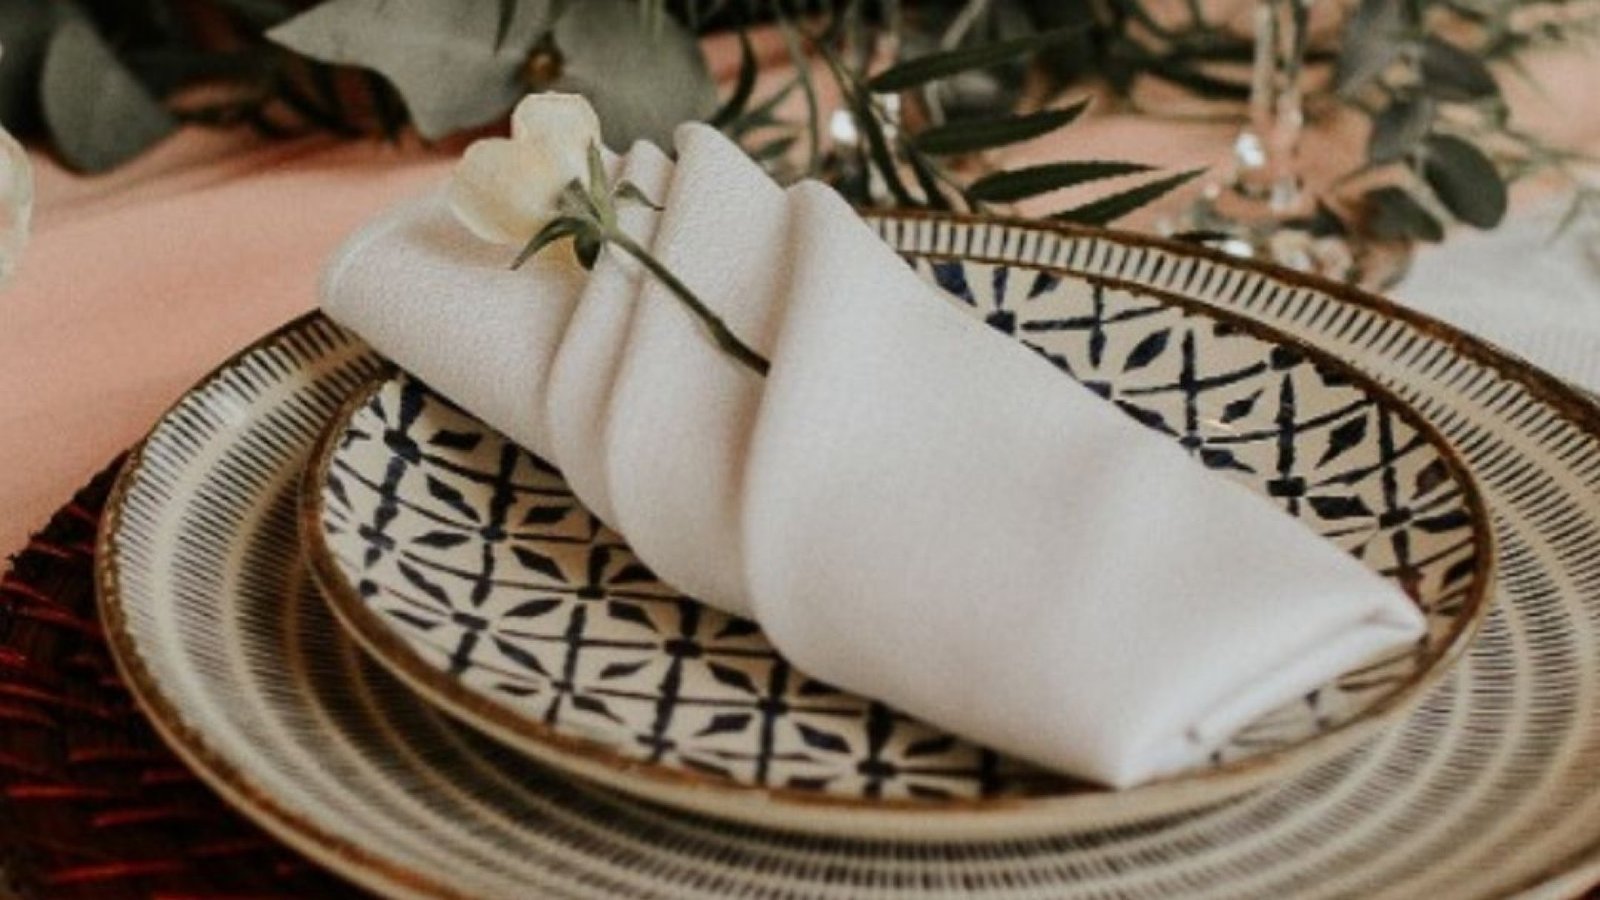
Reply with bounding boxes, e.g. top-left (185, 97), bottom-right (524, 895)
top-left (1421, 134), bottom-right (1506, 228)
top-left (268, 0), bottom-right (551, 140)
top-left (40, 19), bottom-right (177, 173)
top-left (866, 23), bottom-right (1086, 94)
top-left (1419, 38), bottom-right (1498, 102)
top-left (1050, 168), bottom-right (1204, 226)
top-left (553, 0), bottom-right (716, 147)
top-left (969, 160), bottom-right (1153, 203)
top-left (1367, 97), bottom-right (1433, 163)
top-left (913, 100), bottom-right (1089, 156)
top-left (1335, 0), bottom-right (1408, 95)
top-left (0, 2), bottom-right (72, 130)
top-left (1366, 186), bottom-right (1444, 241)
